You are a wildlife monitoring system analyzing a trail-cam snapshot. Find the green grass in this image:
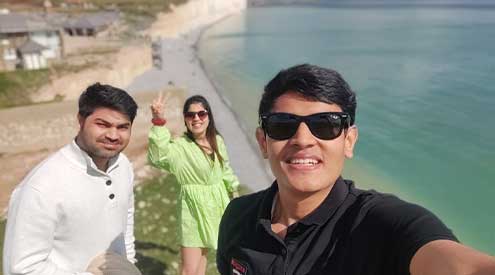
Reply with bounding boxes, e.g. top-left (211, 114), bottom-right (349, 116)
top-left (8, 0), bottom-right (188, 31)
top-left (87, 0), bottom-right (189, 33)
top-left (59, 0), bottom-right (189, 24)
top-left (51, 61), bottom-right (101, 74)
top-left (0, 69), bottom-right (50, 108)
top-left (89, 0), bottom-right (187, 13)
top-left (134, 174), bottom-right (220, 275)
top-left (0, 219), bottom-right (5, 274)
top-left (73, 47), bottom-right (120, 56)
top-left (134, 174), bottom-right (182, 274)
